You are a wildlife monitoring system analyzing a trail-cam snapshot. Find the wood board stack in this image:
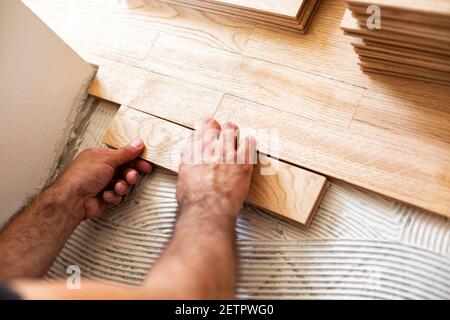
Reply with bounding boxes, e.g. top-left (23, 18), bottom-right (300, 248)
top-left (158, 0), bottom-right (321, 33)
top-left (341, 0), bottom-right (450, 85)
